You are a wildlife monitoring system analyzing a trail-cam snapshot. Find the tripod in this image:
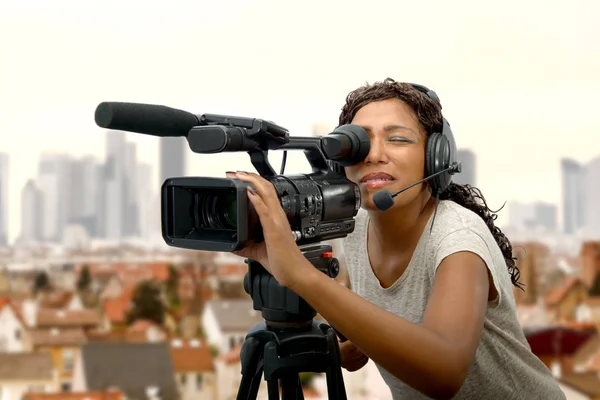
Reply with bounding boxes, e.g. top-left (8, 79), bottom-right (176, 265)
top-left (236, 244), bottom-right (348, 400)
